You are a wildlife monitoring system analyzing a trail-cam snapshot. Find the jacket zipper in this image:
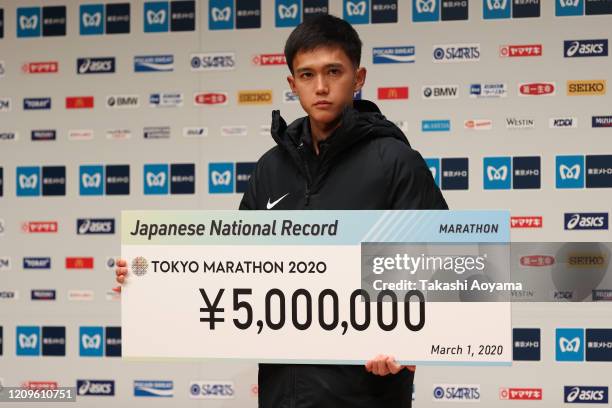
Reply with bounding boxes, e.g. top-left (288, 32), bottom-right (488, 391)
top-left (290, 365), bottom-right (296, 408)
top-left (297, 143), bottom-right (312, 207)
